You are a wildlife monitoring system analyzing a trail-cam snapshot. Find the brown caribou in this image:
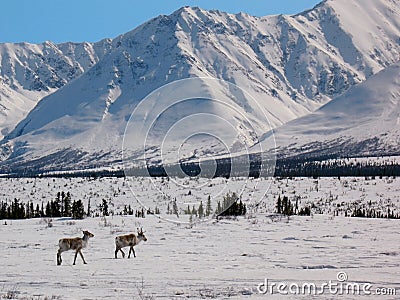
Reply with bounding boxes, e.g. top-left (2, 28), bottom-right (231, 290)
top-left (57, 230), bottom-right (94, 265)
top-left (115, 228), bottom-right (147, 259)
